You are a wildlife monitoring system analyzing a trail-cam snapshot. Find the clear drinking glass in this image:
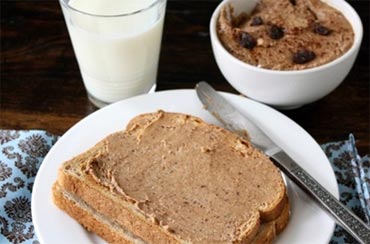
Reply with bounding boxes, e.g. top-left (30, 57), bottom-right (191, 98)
top-left (60, 0), bottom-right (167, 108)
